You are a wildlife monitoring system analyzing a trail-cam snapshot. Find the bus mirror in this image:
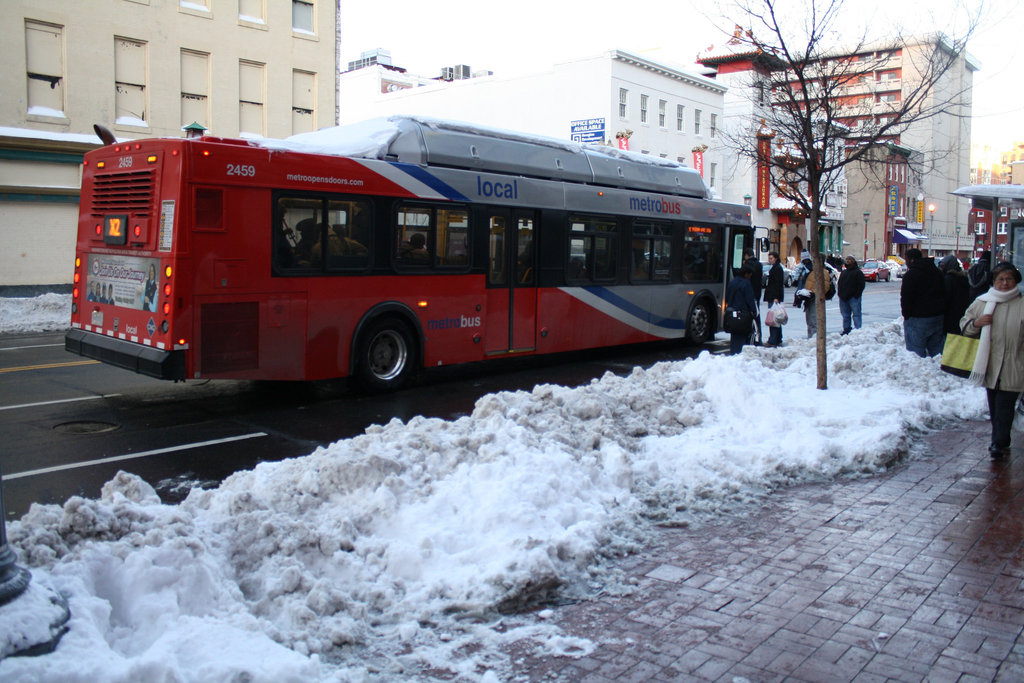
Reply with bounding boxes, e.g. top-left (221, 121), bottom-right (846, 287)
top-left (758, 237), bottom-right (769, 253)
